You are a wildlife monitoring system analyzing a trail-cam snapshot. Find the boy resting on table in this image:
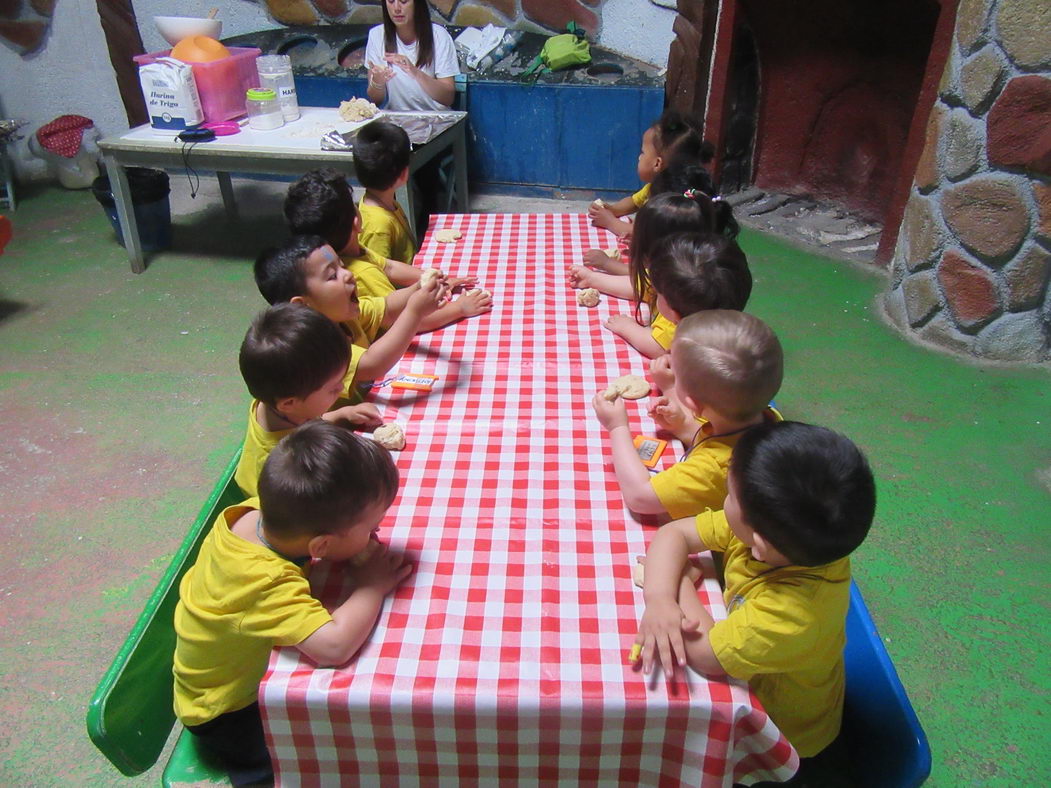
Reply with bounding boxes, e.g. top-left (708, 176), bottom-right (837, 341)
top-left (234, 303), bottom-right (383, 498)
top-left (254, 235), bottom-right (445, 400)
top-left (284, 168), bottom-right (491, 325)
top-left (174, 420), bottom-right (413, 787)
top-left (593, 310), bottom-right (782, 521)
top-left (634, 420), bottom-right (875, 781)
